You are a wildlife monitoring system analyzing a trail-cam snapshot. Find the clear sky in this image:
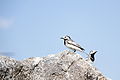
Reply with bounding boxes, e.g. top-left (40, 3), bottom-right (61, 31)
top-left (0, 0), bottom-right (120, 79)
